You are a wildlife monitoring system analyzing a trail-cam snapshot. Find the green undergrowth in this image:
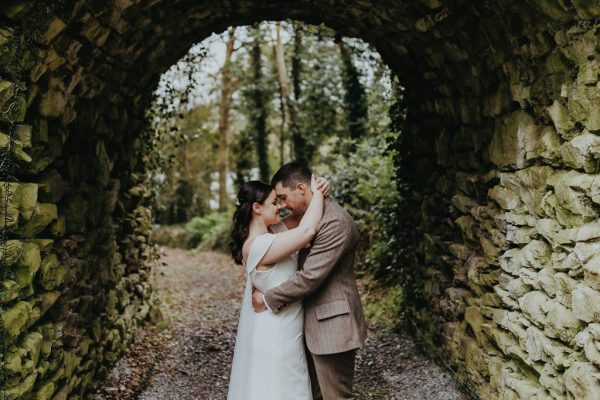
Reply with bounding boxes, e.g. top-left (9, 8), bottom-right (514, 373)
top-left (150, 212), bottom-right (232, 251)
top-left (359, 278), bottom-right (405, 332)
top-left (186, 212), bottom-right (232, 251)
